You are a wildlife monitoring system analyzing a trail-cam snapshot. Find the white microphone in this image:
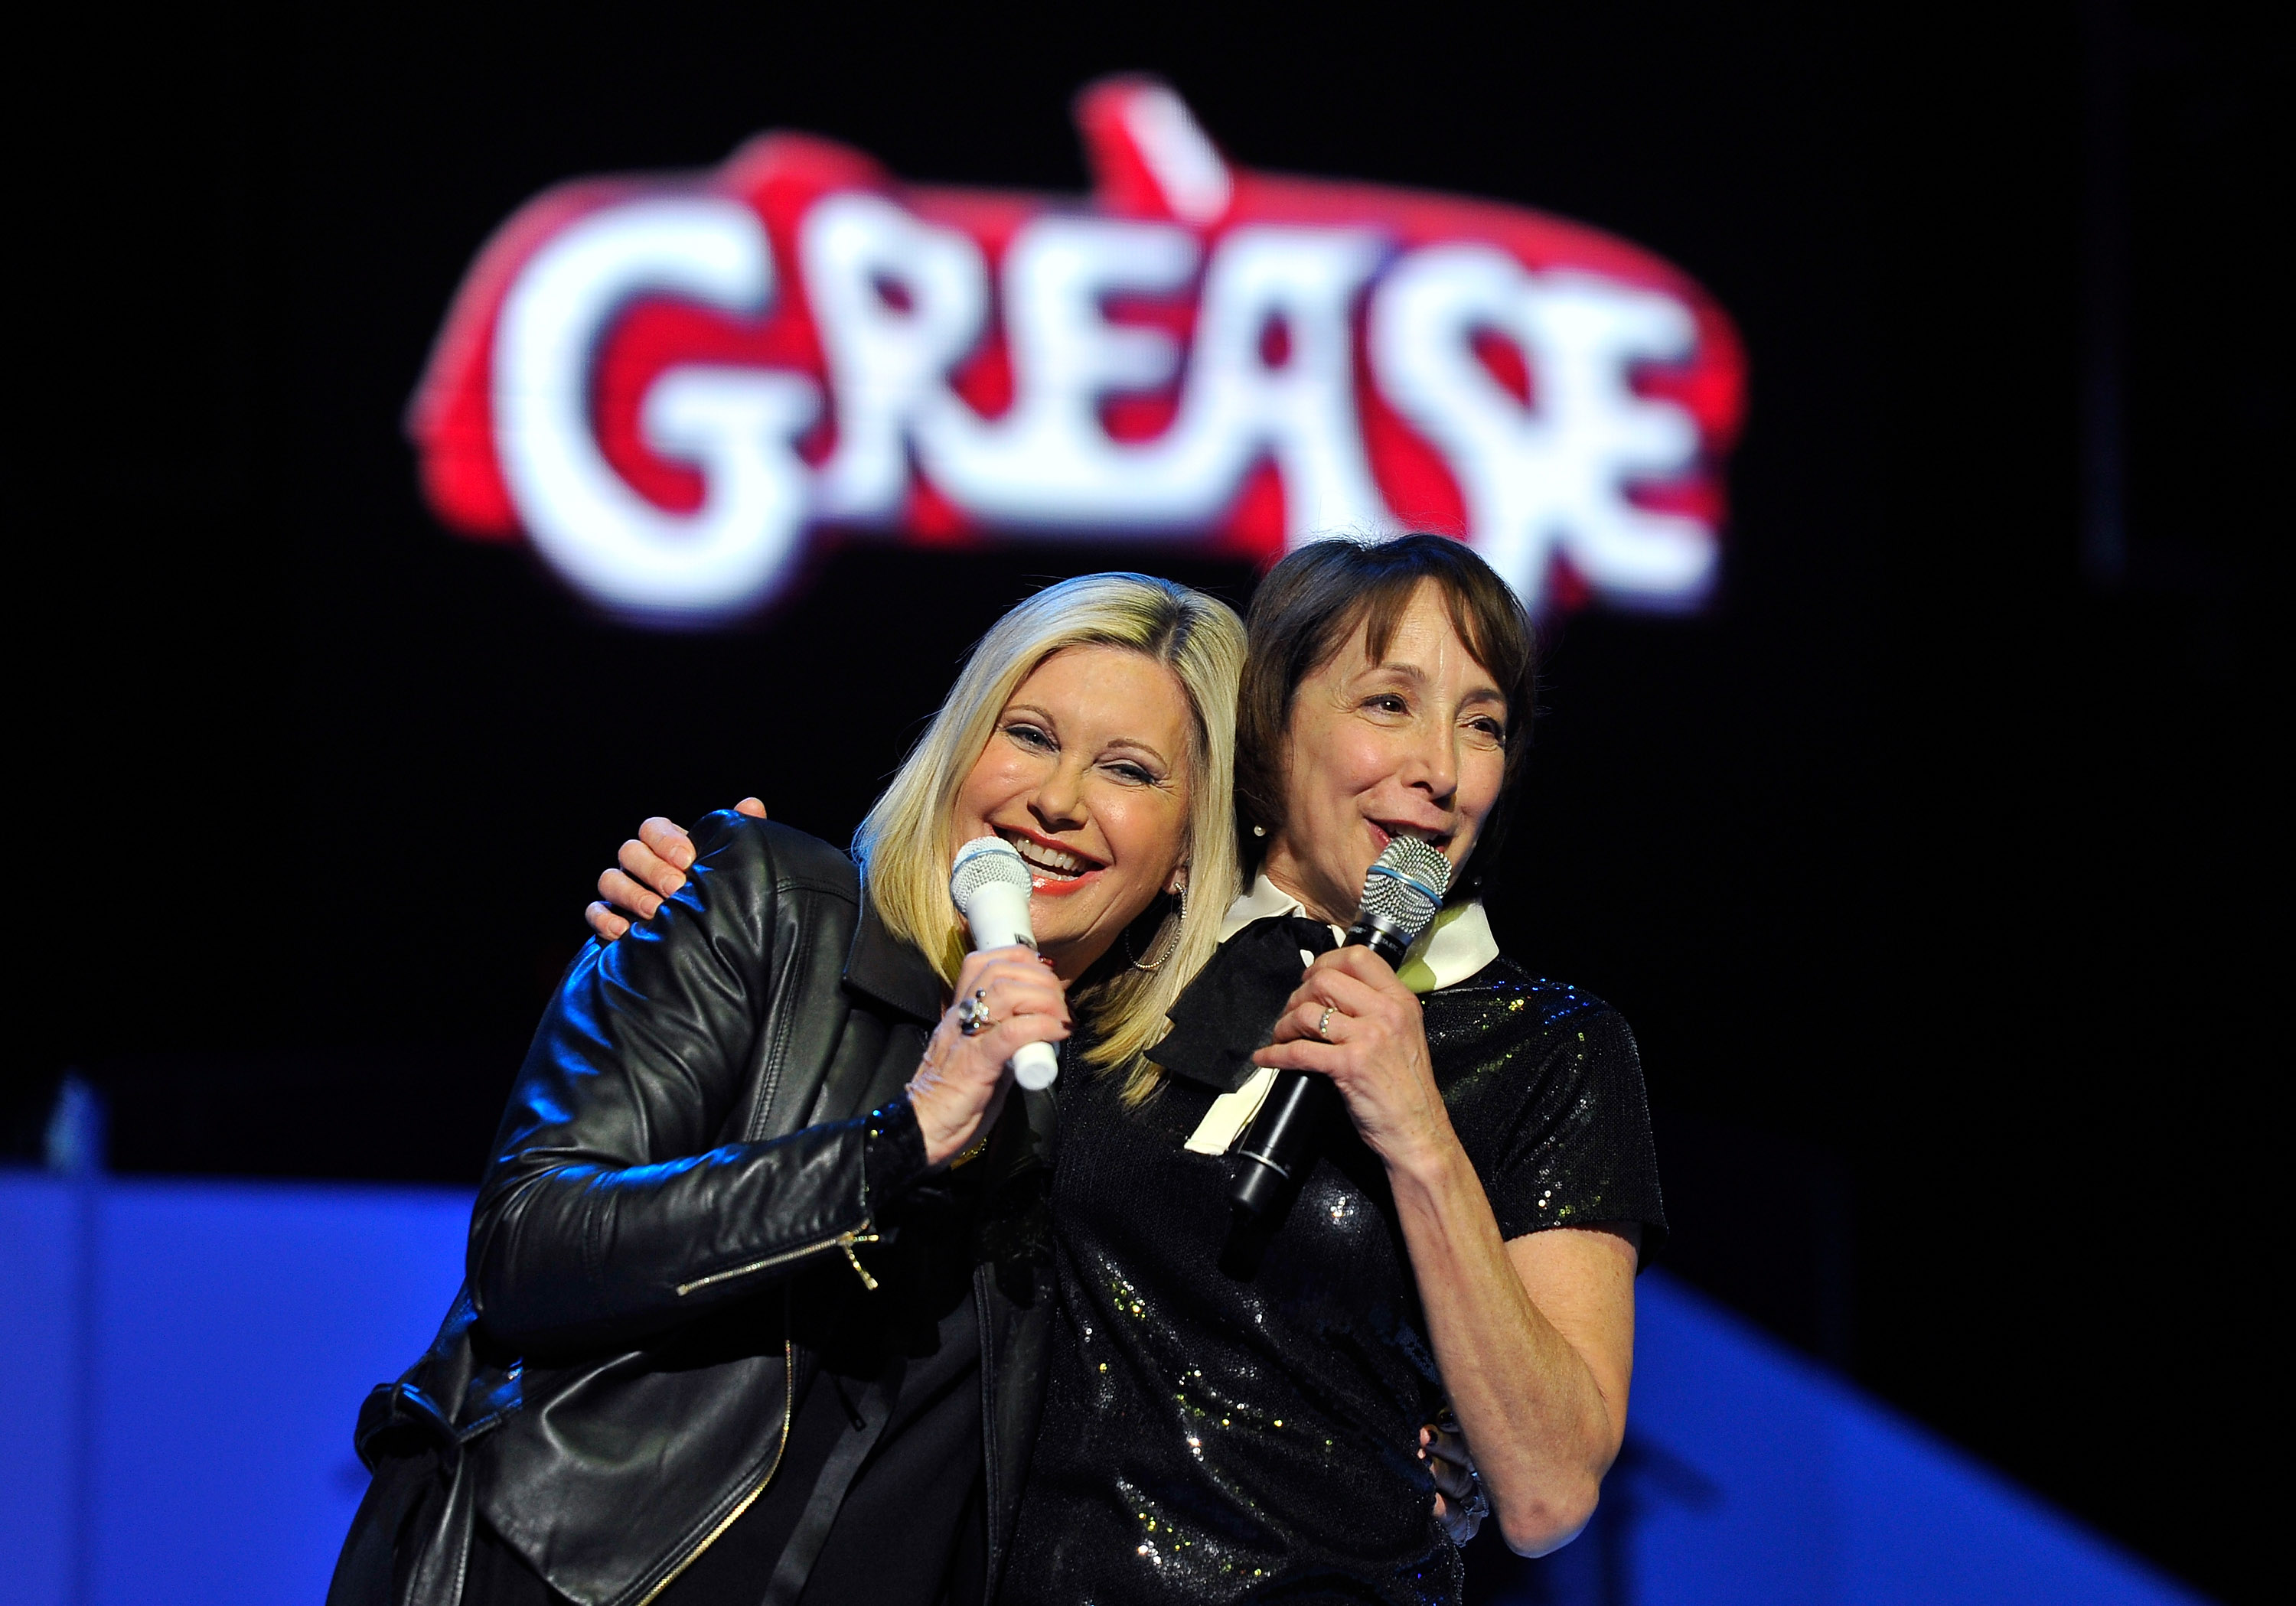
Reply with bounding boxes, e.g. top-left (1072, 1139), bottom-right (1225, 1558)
top-left (948, 836), bottom-right (1061, 1090)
